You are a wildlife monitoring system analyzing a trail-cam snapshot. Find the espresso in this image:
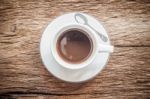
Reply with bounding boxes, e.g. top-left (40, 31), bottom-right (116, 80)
top-left (57, 29), bottom-right (93, 63)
